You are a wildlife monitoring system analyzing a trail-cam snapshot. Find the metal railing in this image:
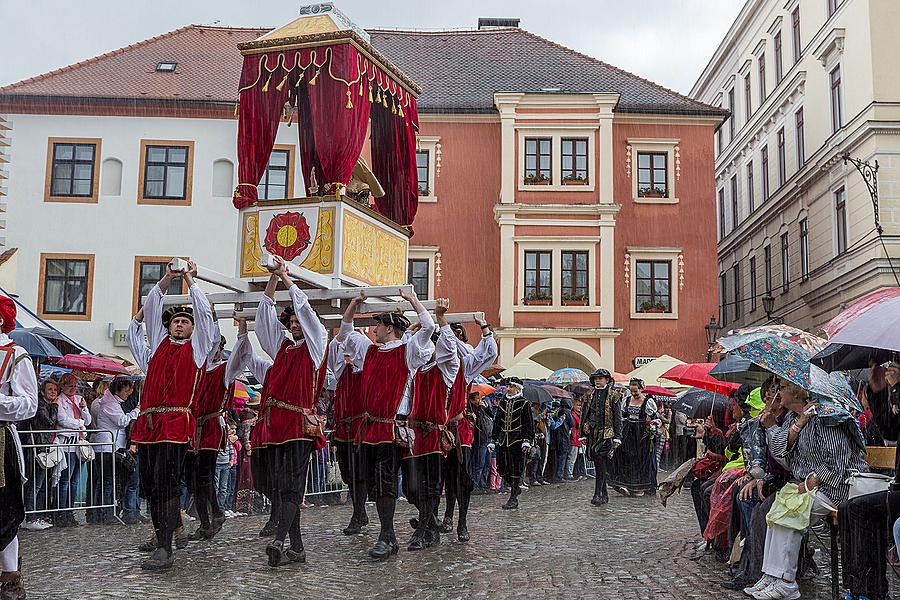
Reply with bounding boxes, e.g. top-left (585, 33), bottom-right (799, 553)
top-left (304, 437), bottom-right (349, 499)
top-left (20, 429), bottom-right (123, 523)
